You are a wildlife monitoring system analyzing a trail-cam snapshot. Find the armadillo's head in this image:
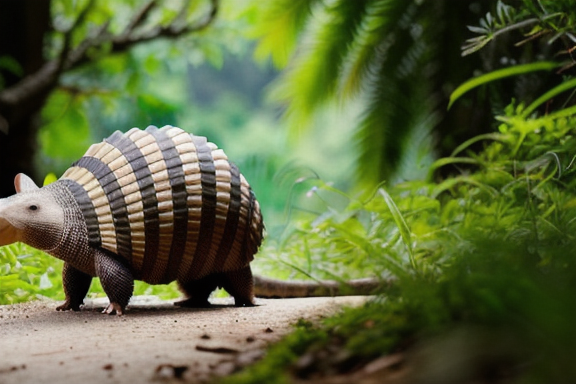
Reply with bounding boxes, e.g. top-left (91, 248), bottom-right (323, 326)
top-left (0, 174), bottom-right (65, 250)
